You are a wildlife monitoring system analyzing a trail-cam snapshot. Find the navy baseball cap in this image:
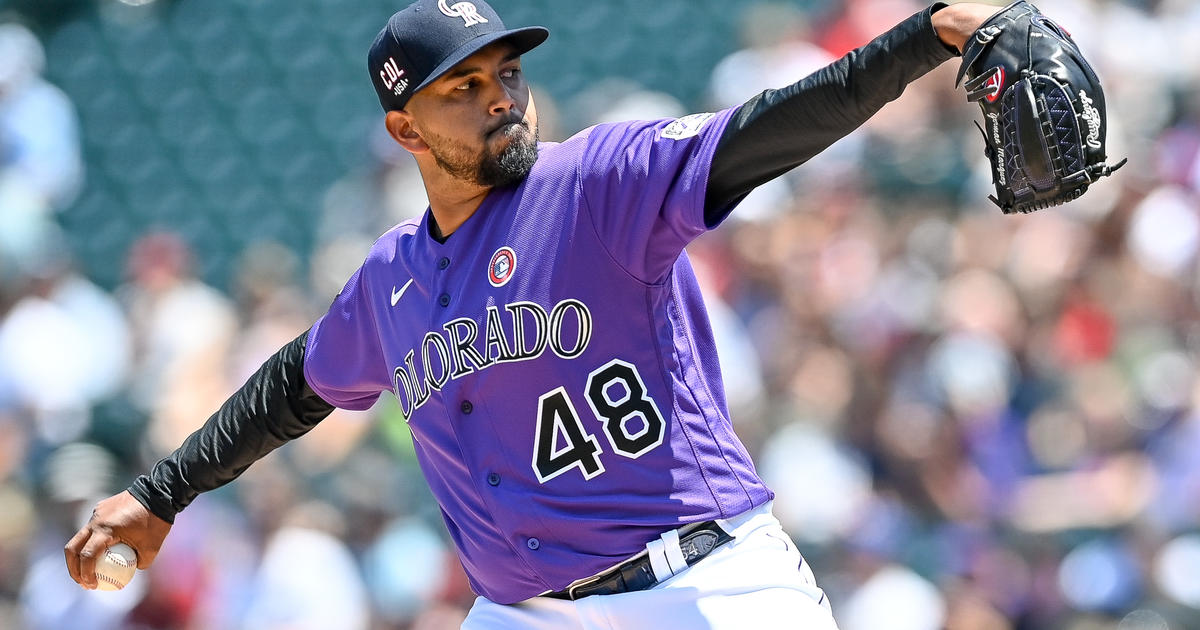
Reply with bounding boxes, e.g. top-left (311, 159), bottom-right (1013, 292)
top-left (368, 0), bottom-right (549, 112)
